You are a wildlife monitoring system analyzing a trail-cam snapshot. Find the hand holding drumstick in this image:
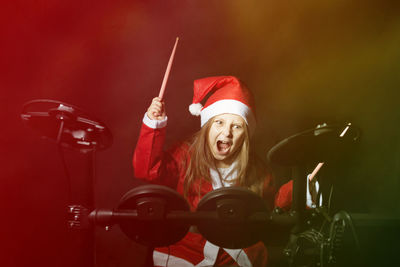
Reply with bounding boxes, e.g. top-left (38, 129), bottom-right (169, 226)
top-left (147, 97), bottom-right (166, 121)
